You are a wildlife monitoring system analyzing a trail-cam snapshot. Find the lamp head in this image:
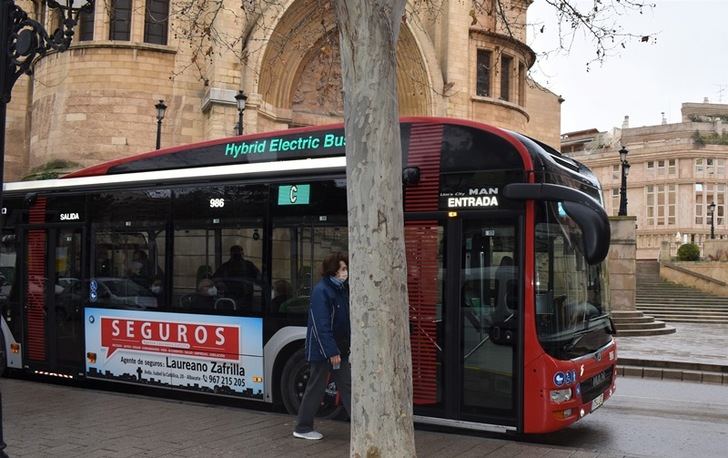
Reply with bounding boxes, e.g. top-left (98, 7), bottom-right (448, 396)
top-left (623, 161), bottom-right (631, 177)
top-left (48, 0), bottom-right (94, 13)
top-left (155, 100), bottom-right (167, 121)
top-left (235, 90), bottom-right (248, 111)
top-left (619, 146), bottom-right (629, 163)
top-left (710, 201), bottom-right (716, 212)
